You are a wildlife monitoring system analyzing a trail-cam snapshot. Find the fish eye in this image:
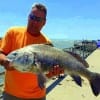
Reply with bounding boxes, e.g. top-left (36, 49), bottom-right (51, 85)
top-left (12, 52), bottom-right (18, 56)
